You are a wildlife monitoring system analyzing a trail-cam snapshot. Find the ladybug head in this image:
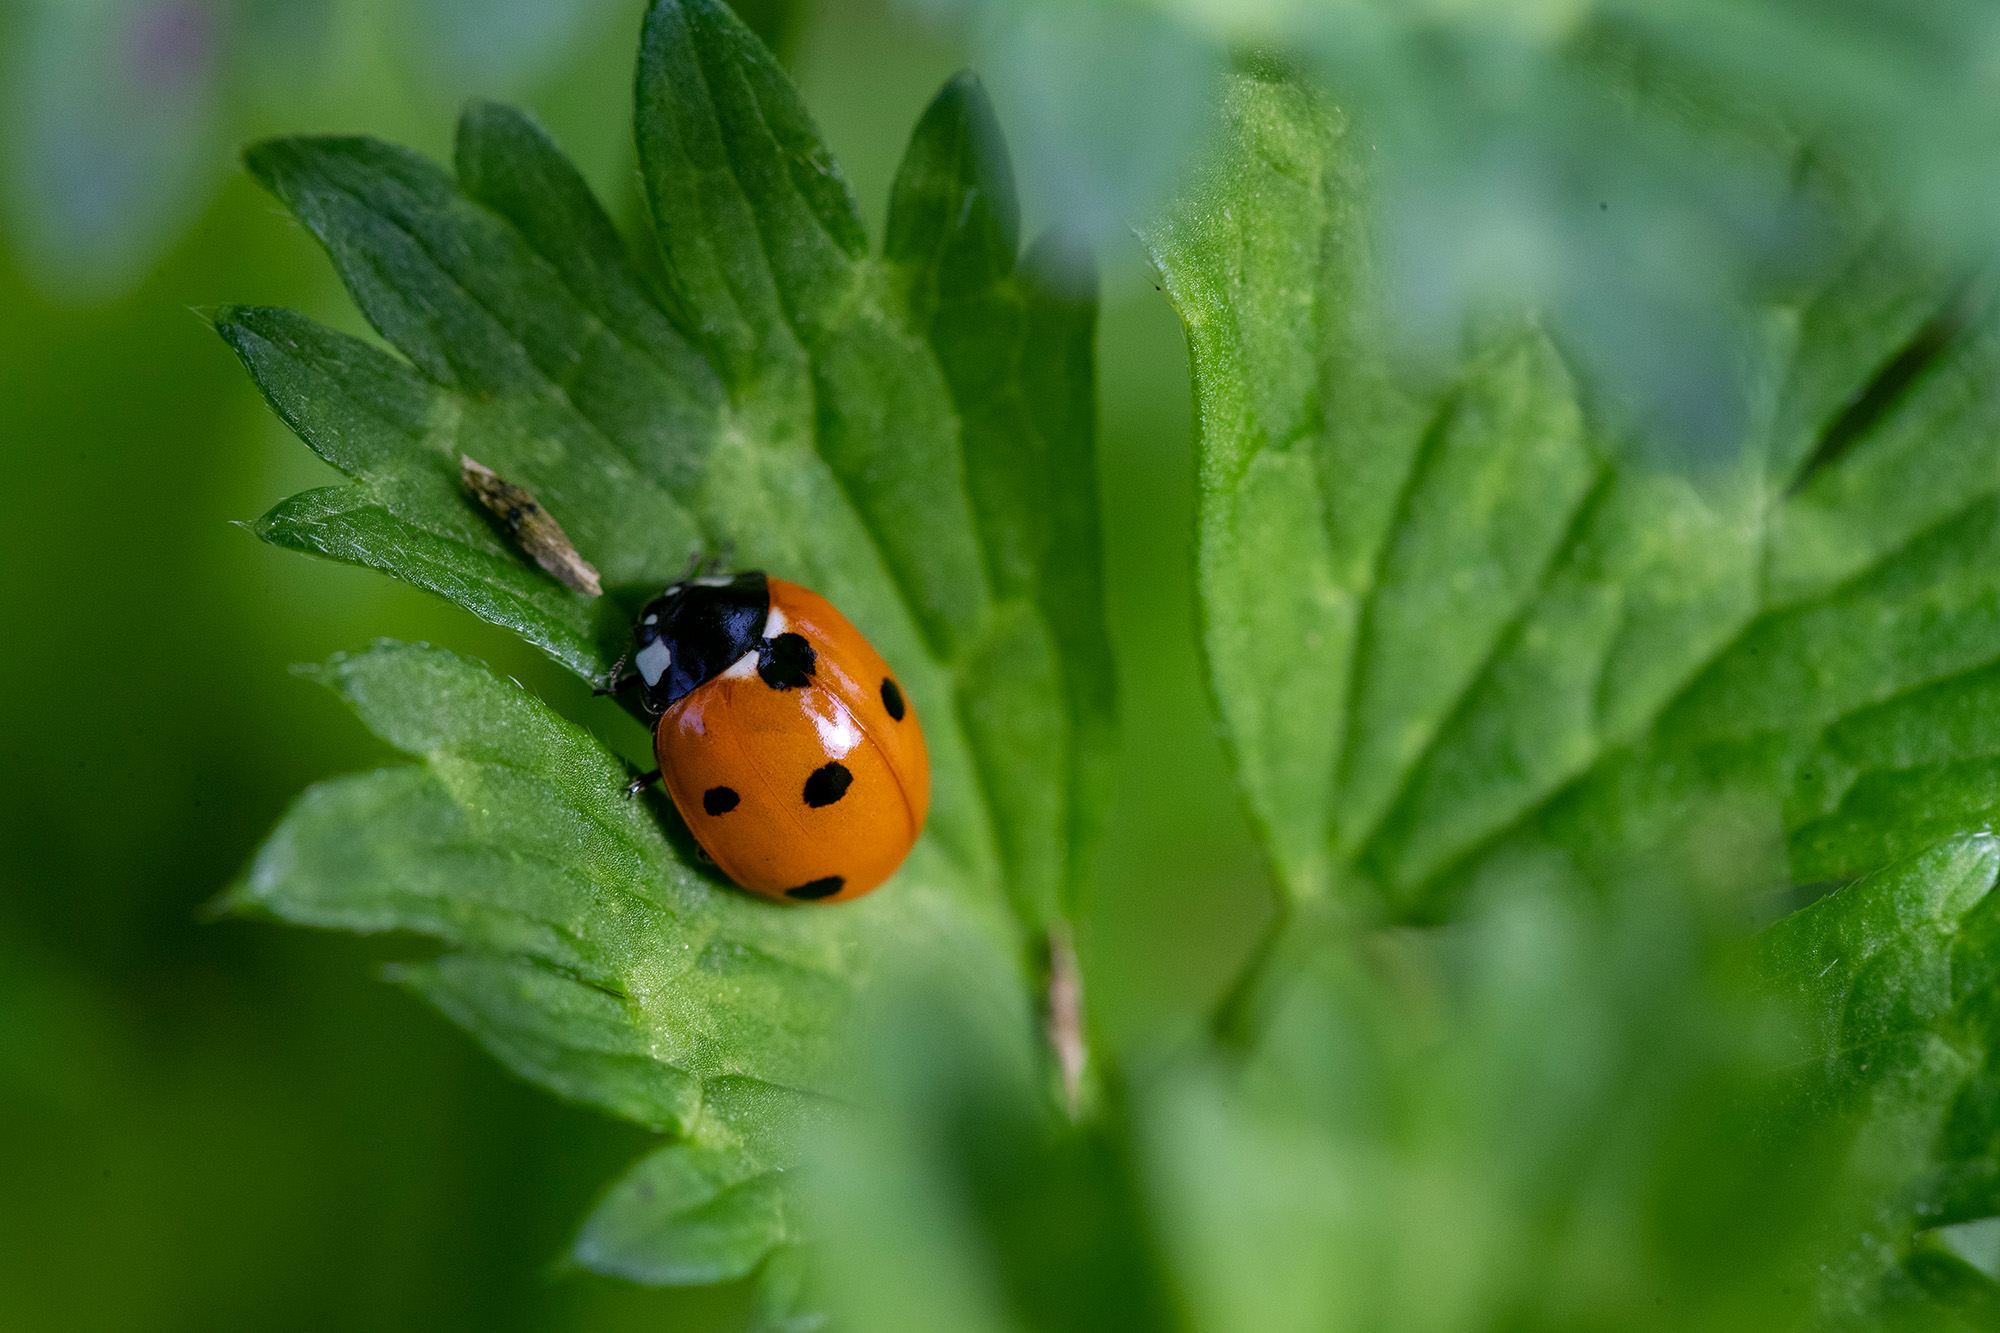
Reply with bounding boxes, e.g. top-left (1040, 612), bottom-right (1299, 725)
top-left (629, 570), bottom-right (770, 714)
